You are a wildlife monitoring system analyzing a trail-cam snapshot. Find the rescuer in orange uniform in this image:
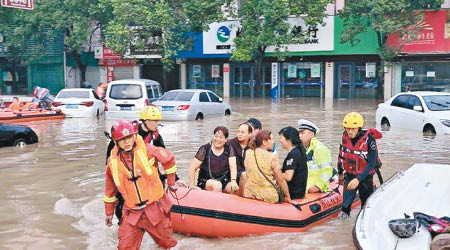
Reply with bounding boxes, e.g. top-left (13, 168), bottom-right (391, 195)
top-left (103, 120), bottom-right (177, 249)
